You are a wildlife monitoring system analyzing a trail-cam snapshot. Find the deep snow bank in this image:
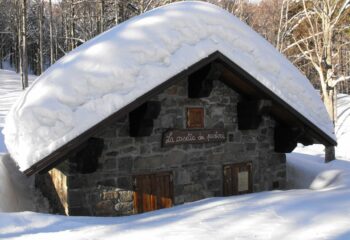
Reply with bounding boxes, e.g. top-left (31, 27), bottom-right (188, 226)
top-left (3, 1), bottom-right (334, 171)
top-left (335, 94), bottom-right (350, 160)
top-left (287, 151), bottom-right (350, 189)
top-left (287, 93), bottom-right (350, 189)
top-left (0, 154), bottom-right (48, 212)
top-left (0, 69), bottom-right (35, 153)
top-left (1, 169), bottom-right (350, 240)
